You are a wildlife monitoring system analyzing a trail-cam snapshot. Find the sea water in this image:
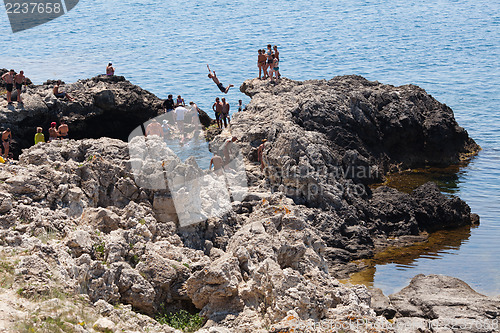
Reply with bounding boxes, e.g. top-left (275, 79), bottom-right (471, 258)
top-left (1, 0), bottom-right (499, 296)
